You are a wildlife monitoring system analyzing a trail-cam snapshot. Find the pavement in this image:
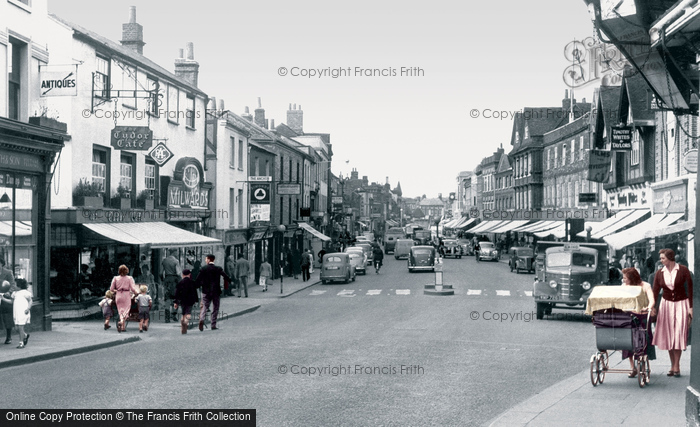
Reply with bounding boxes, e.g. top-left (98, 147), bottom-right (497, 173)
top-left (0, 269), bottom-right (321, 370)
